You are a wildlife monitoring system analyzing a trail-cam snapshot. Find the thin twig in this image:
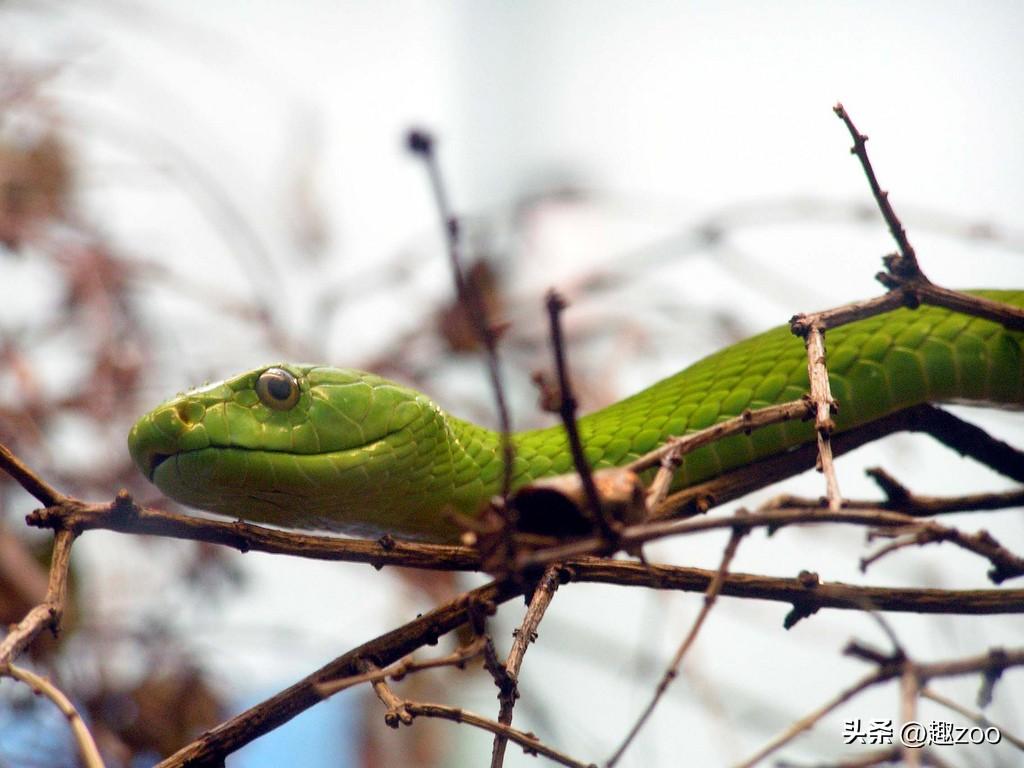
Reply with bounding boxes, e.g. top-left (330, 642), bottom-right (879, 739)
top-left (900, 665), bottom-right (921, 768)
top-left (890, 281), bottom-right (1024, 331)
top-left (0, 528), bottom-right (76, 665)
top-left (361, 660), bottom-right (414, 727)
top-left (802, 324), bottom-right (842, 511)
top-left (921, 687), bottom-right (1024, 751)
top-left (29, 490), bottom-right (480, 571)
top-left (156, 580), bottom-right (522, 766)
top-left (402, 701), bottom-right (597, 768)
top-left (545, 289), bottom-right (616, 538)
top-left (607, 525), bottom-right (746, 765)
top-left (861, 520), bottom-right (1024, 584)
top-left (565, 558), bottom-right (1024, 618)
top-left (832, 103), bottom-right (1024, 331)
top-left (0, 440), bottom-right (65, 506)
top-left (315, 637), bottom-right (487, 698)
top-left (491, 565), bottom-right (563, 768)
top-left (910, 406), bottom-right (1024, 483)
top-left (733, 668), bottom-right (888, 768)
top-left (767, 471), bottom-right (1024, 518)
top-left (519, 504), bottom-right (966, 572)
top-left (407, 129), bottom-right (516, 501)
top-left (740, 645), bottom-right (1024, 767)
top-left (833, 102), bottom-right (921, 276)
top-left (2, 664), bottom-right (106, 768)
top-left (626, 398), bottom-right (814, 474)
top-left (654, 403), bottom-right (1024, 520)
